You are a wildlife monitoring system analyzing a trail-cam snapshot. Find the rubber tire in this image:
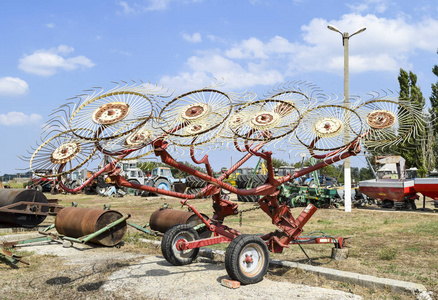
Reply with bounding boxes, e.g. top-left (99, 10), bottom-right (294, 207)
top-left (36, 185), bottom-right (43, 192)
top-left (225, 234), bottom-right (269, 285)
top-left (155, 178), bottom-right (171, 191)
top-left (253, 174), bottom-right (268, 186)
top-left (124, 179), bottom-right (141, 196)
top-left (236, 175), bottom-right (246, 189)
top-left (161, 224), bottom-right (200, 266)
top-left (237, 194), bottom-right (247, 202)
top-left (186, 176), bottom-right (197, 188)
top-left (237, 194), bottom-right (259, 202)
top-left (186, 176), bottom-right (207, 188)
top-left (246, 194), bottom-right (259, 203)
